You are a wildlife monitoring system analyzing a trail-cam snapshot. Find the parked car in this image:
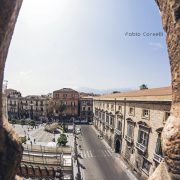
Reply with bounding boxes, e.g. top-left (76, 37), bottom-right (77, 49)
top-left (75, 128), bottom-right (81, 134)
